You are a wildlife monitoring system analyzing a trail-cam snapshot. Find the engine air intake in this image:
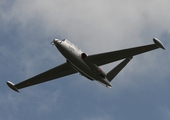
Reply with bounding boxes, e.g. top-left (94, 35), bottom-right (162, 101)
top-left (81, 53), bottom-right (88, 59)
